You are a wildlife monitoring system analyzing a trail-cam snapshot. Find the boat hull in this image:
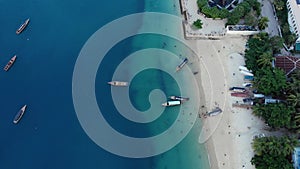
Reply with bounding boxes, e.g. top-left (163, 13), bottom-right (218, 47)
top-left (16, 19), bottom-right (30, 34)
top-left (13, 105), bottom-right (27, 124)
top-left (108, 81), bottom-right (128, 86)
top-left (169, 96), bottom-right (189, 101)
top-left (176, 58), bottom-right (188, 72)
top-left (162, 100), bottom-right (181, 107)
top-left (3, 55), bottom-right (17, 71)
